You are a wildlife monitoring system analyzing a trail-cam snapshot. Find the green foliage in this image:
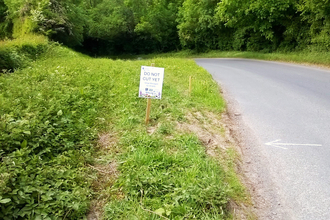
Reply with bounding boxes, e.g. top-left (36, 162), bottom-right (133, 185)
top-left (0, 149), bottom-right (91, 219)
top-left (1, 37), bottom-right (246, 218)
top-left (85, 0), bottom-right (183, 55)
top-left (0, 0), bottom-right (12, 39)
top-left (131, 0), bottom-right (183, 52)
top-left (298, 0), bottom-right (330, 50)
top-left (2, 0), bottom-right (87, 46)
top-left (0, 44), bottom-right (101, 218)
top-left (12, 17), bottom-right (38, 38)
top-left (0, 35), bottom-right (48, 72)
top-left (85, 0), bottom-right (135, 54)
top-left (40, 0), bottom-right (87, 46)
top-left (2, 0), bottom-right (330, 53)
top-left (105, 134), bottom-right (230, 219)
top-left (177, 0), bottom-right (232, 52)
top-left (85, 0), bottom-right (181, 55)
top-left (3, 0), bottom-right (46, 37)
top-left (2, 0), bottom-right (24, 15)
top-left (216, 0), bottom-right (298, 51)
